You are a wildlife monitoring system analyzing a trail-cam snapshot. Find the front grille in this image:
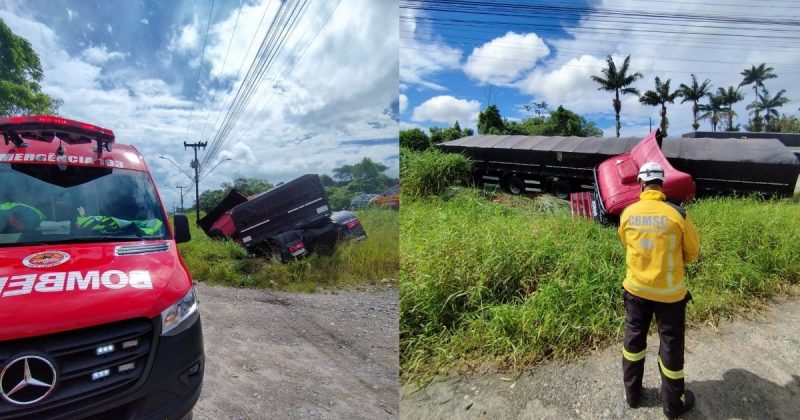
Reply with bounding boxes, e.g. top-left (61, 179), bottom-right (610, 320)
top-left (0, 319), bottom-right (154, 418)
